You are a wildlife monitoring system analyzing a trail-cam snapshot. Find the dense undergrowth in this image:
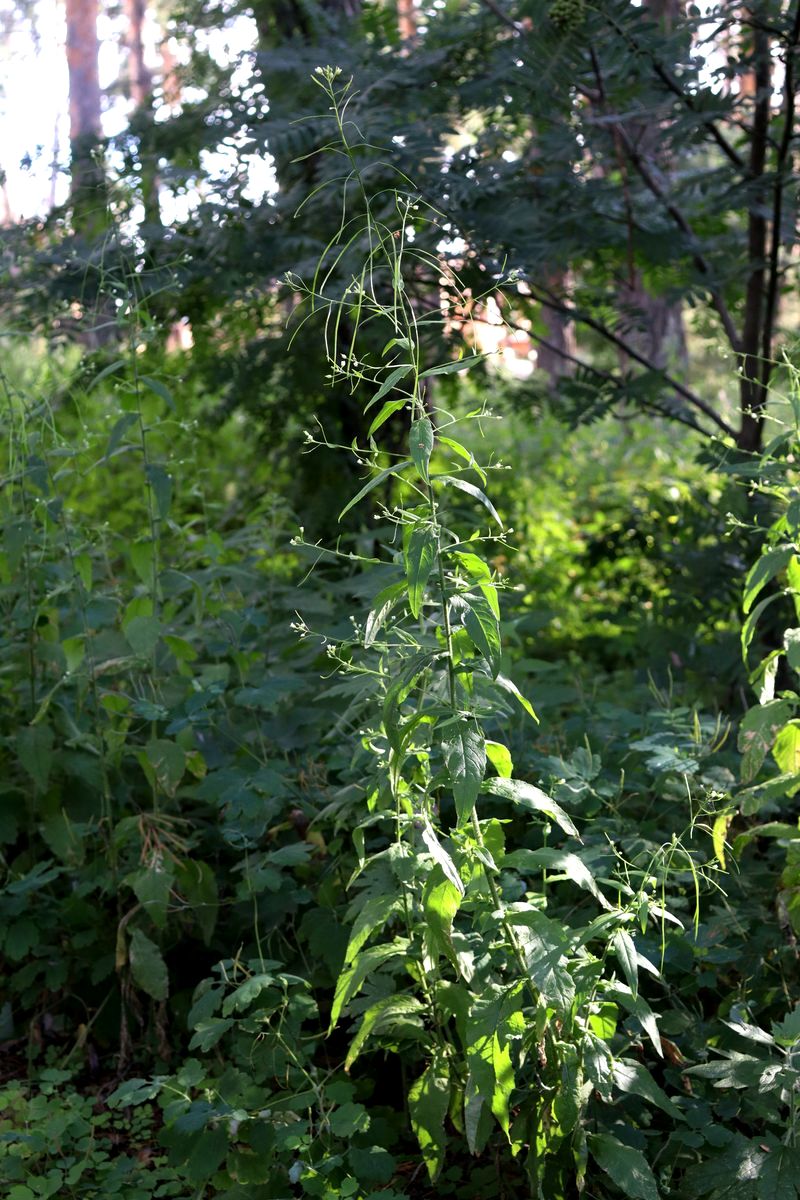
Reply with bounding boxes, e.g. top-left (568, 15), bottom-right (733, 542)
top-left (3, 76), bottom-right (800, 1200)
